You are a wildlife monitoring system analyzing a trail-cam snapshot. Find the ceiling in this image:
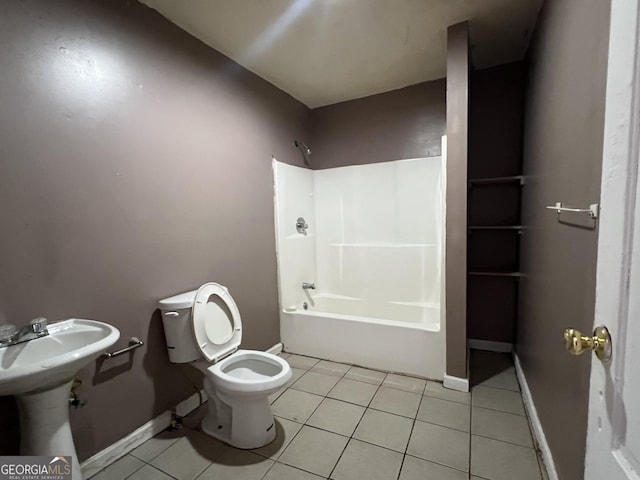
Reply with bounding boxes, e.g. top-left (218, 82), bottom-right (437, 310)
top-left (140, 0), bottom-right (543, 108)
